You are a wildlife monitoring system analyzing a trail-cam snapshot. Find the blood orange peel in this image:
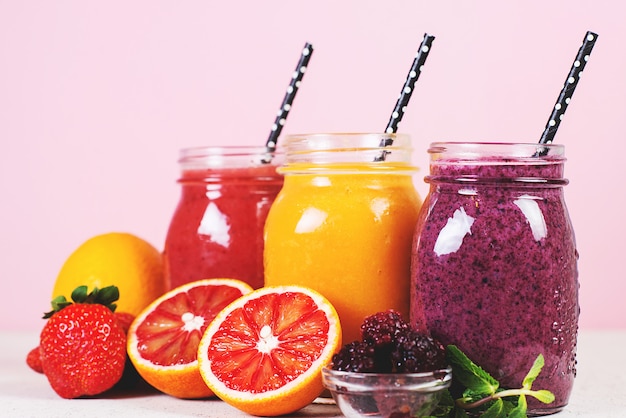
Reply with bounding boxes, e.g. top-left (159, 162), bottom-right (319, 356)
top-left (197, 285), bottom-right (342, 416)
top-left (127, 278), bottom-right (253, 399)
